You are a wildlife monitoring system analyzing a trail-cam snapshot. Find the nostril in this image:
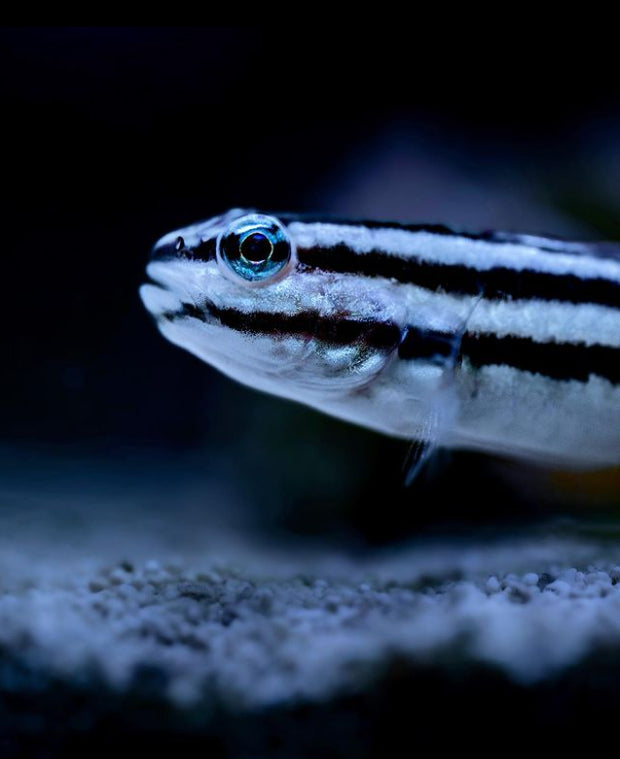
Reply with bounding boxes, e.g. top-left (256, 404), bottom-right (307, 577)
top-left (150, 234), bottom-right (186, 262)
